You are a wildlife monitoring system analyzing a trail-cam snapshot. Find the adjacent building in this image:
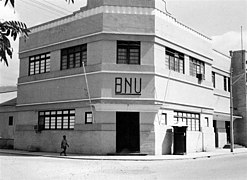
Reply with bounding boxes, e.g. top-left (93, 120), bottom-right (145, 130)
top-left (0, 0), bottom-right (240, 154)
top-left (0, 98), bottom-right (17, 149)
top-left (231, 50), bottom-right (247, 147)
